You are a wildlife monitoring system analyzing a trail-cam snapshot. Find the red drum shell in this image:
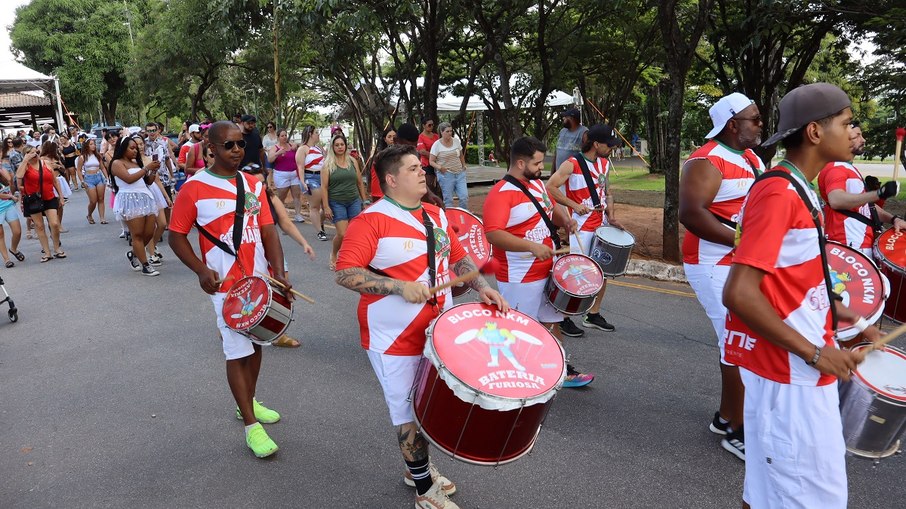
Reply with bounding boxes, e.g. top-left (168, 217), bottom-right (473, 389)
top-left (875, 229), bottom-right (906, 323)
top-left (545, 254), bottom-right (603, 315)
top-left (414, 303), bottom-right (565, 465)
top-left (222, 275), bottom-right (293, 344)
